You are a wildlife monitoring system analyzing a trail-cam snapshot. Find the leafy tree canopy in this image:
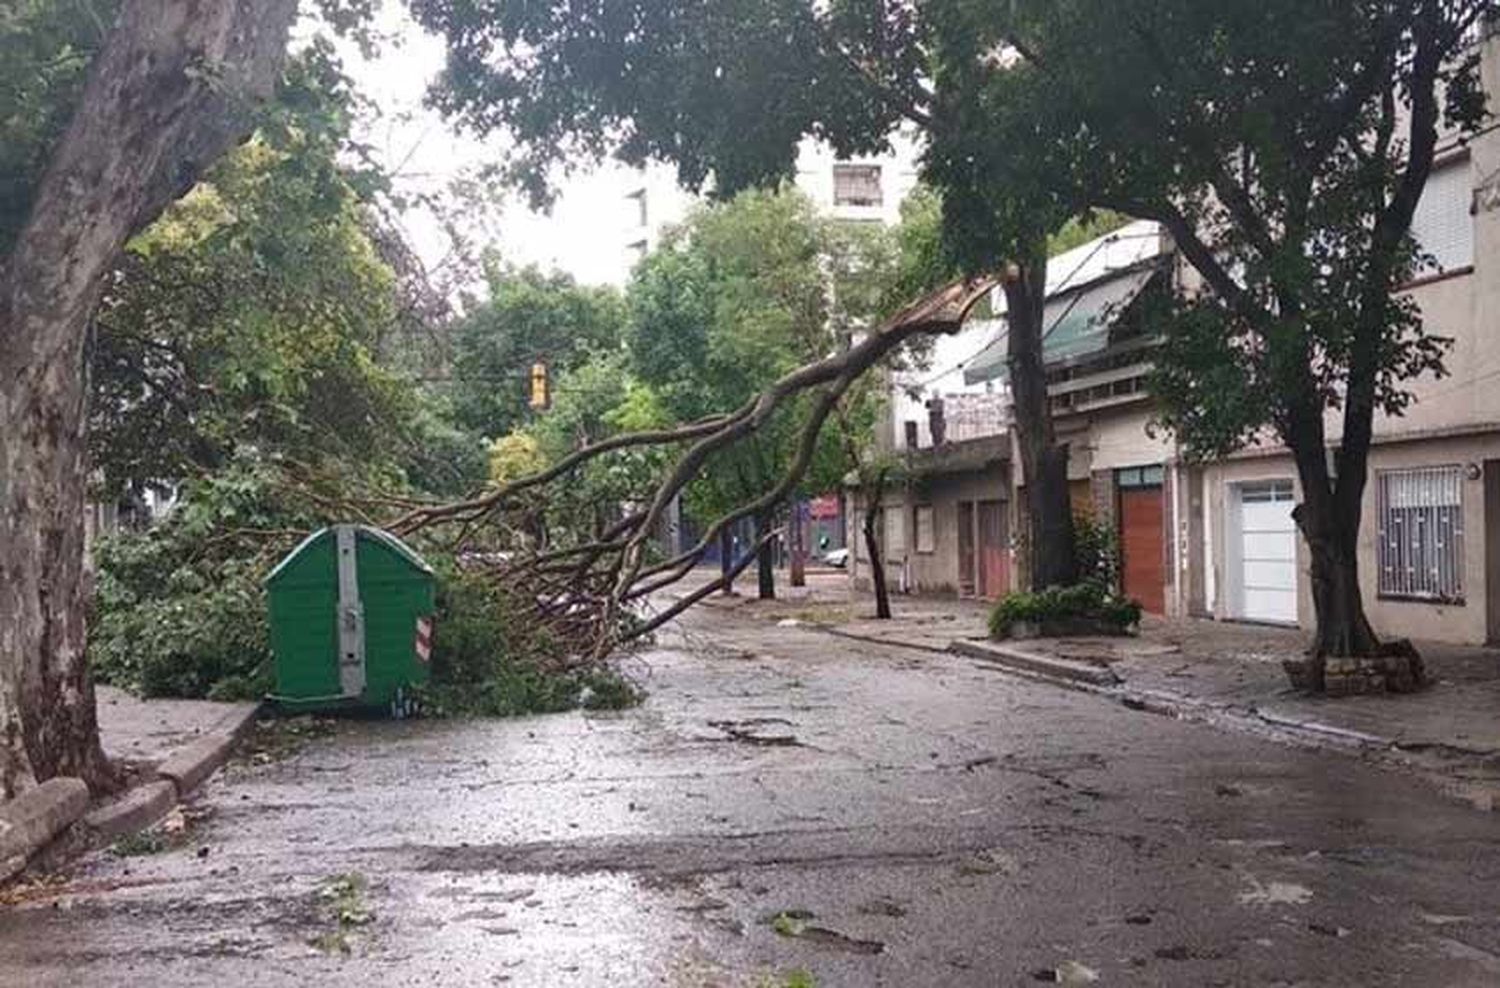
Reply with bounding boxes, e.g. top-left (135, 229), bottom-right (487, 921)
top-left (87, 43), bottom-right (471, 500)
top-left (408, 0), bottom-right (904, 205)
top-left (450, 263), bottom-right (627, 439)
top-left (922, 0), bottom-right (1491, 459)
